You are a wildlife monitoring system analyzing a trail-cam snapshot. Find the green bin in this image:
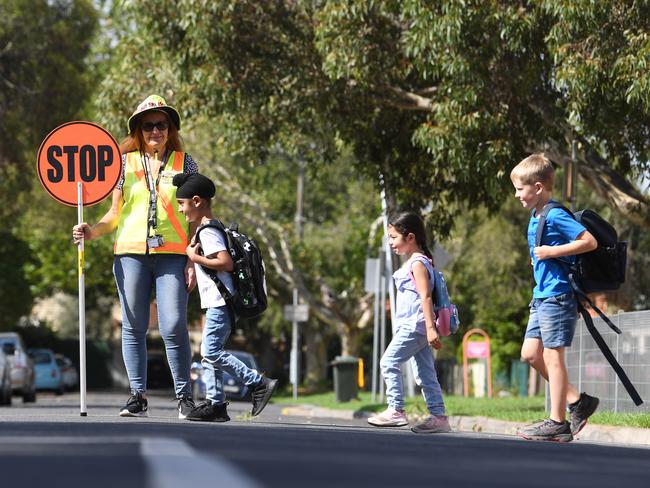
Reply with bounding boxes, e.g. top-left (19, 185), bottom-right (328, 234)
top-left (331, 355), bottom-right (359, 402)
